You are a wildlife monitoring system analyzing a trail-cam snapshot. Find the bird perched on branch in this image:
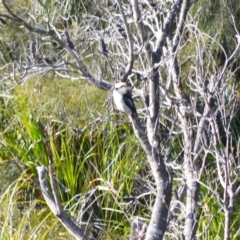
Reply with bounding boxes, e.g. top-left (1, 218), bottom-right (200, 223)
top-left (113, 82), bottom-right (137, 117)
